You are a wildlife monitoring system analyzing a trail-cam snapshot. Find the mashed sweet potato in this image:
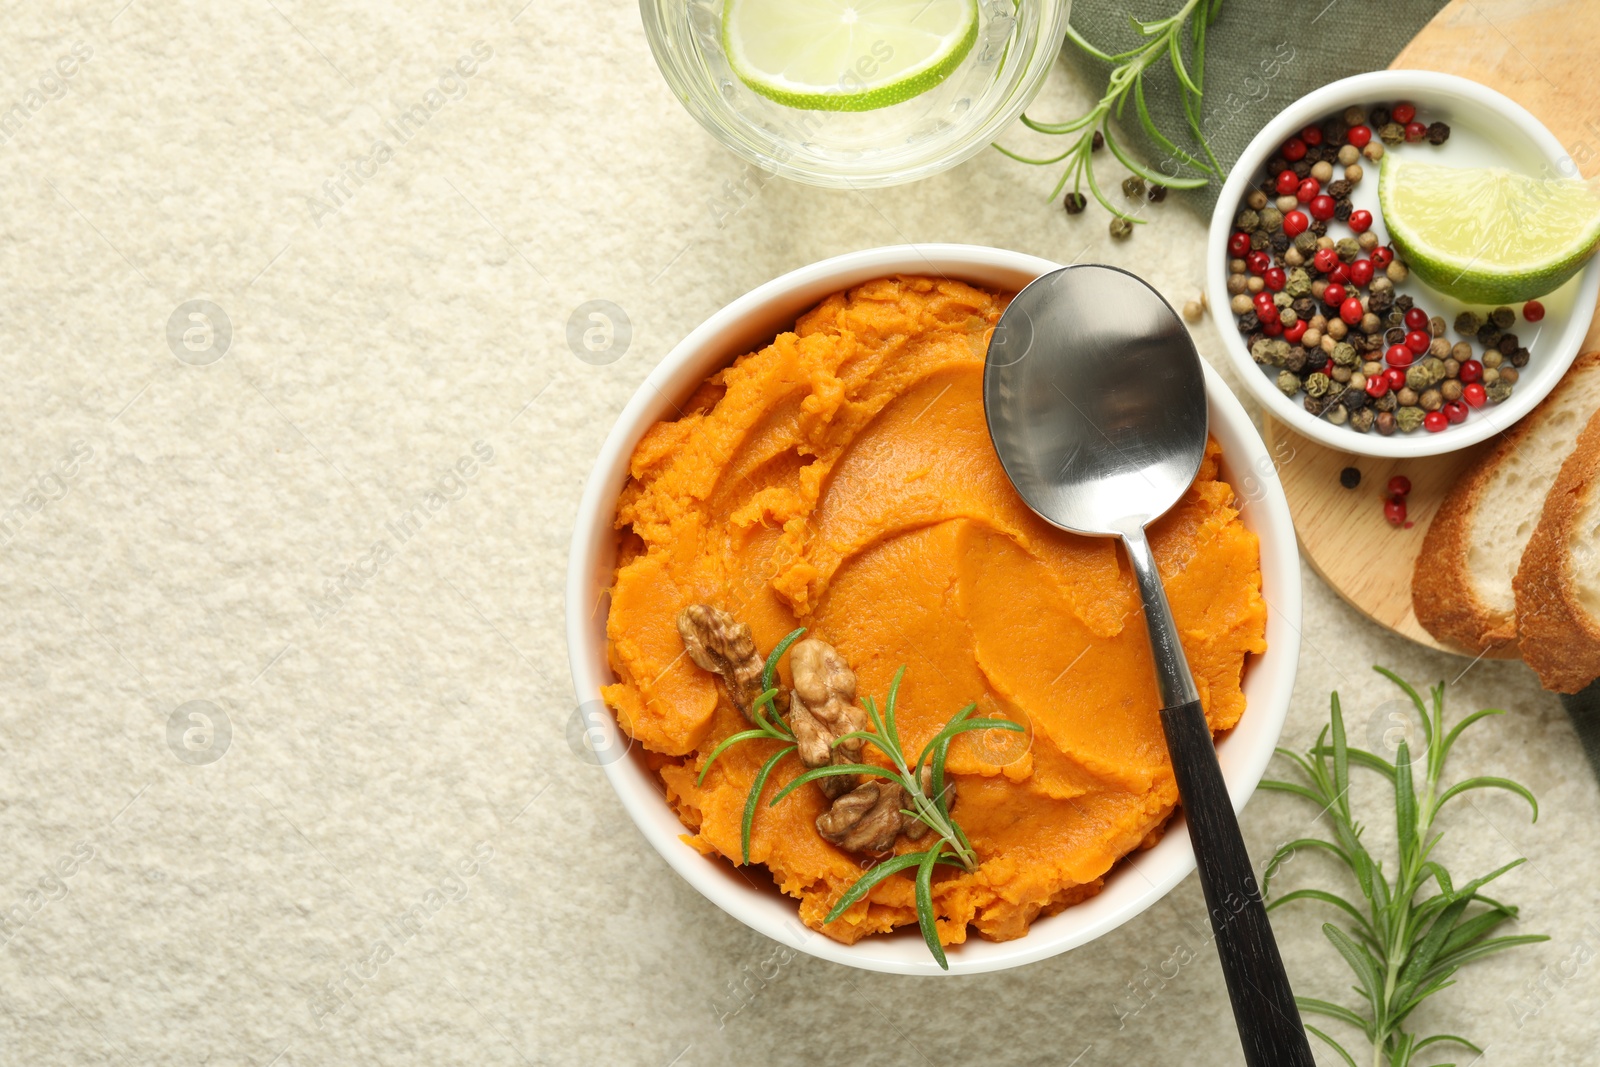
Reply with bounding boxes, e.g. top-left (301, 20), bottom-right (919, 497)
top-left (603, 275), bottom-right (1266, 947)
